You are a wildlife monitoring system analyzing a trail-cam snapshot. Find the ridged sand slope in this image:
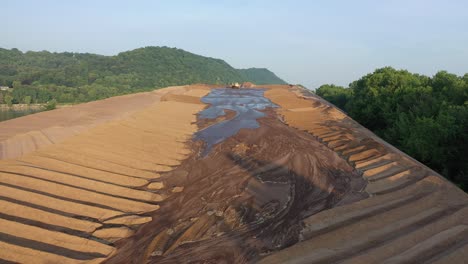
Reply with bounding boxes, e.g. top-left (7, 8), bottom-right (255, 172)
top-left (260, 85), bottom-right (468, 264)
top-left (0, 84), bottom-right (467, 263)
top-left (0, 85), bottom-right (210, 263)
